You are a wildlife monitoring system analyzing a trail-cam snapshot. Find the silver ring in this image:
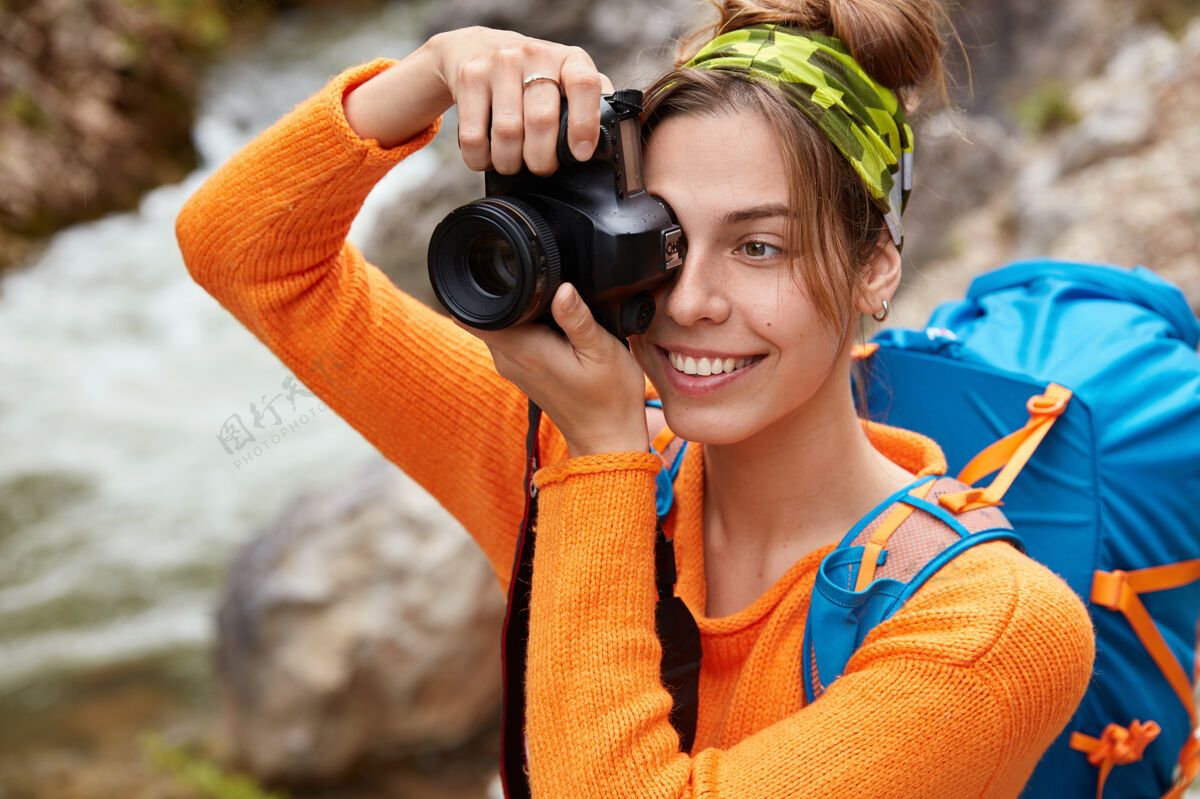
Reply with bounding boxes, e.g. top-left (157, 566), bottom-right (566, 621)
top-left (522, 73), bottom-right (561, 92)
